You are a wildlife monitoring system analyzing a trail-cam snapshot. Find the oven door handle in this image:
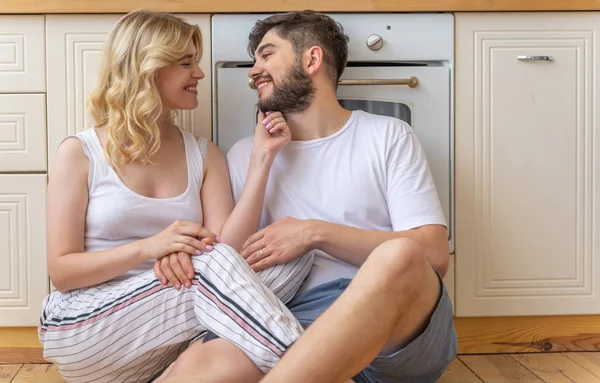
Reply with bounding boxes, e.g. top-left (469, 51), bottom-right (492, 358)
top-left (337, 76), bottom-right (419, 88)
top-left (249, 76), bottom-right (419, 89)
